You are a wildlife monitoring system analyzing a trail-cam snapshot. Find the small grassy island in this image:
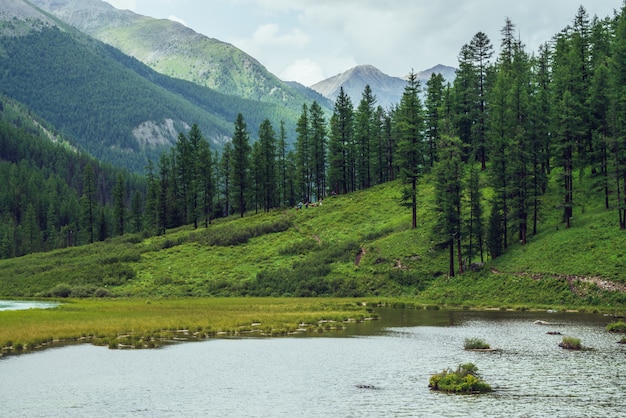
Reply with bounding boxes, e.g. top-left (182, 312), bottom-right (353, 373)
top-left (559, 336), bottom-right (582, 350)
top-left (607, 320), bottom-right (626, 333)
top-left (428, 363), bottom-right (492, 394)
top-left (463, 337), bottom-right (491, 350)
